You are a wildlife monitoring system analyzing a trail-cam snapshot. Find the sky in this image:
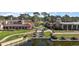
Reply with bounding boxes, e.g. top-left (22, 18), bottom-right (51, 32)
top-left (0, 0), bottom-right (79, 17)
top-left (50, 12), bottom-right (79, 17)
top-left (0, 12), bottom-right (79, 17)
